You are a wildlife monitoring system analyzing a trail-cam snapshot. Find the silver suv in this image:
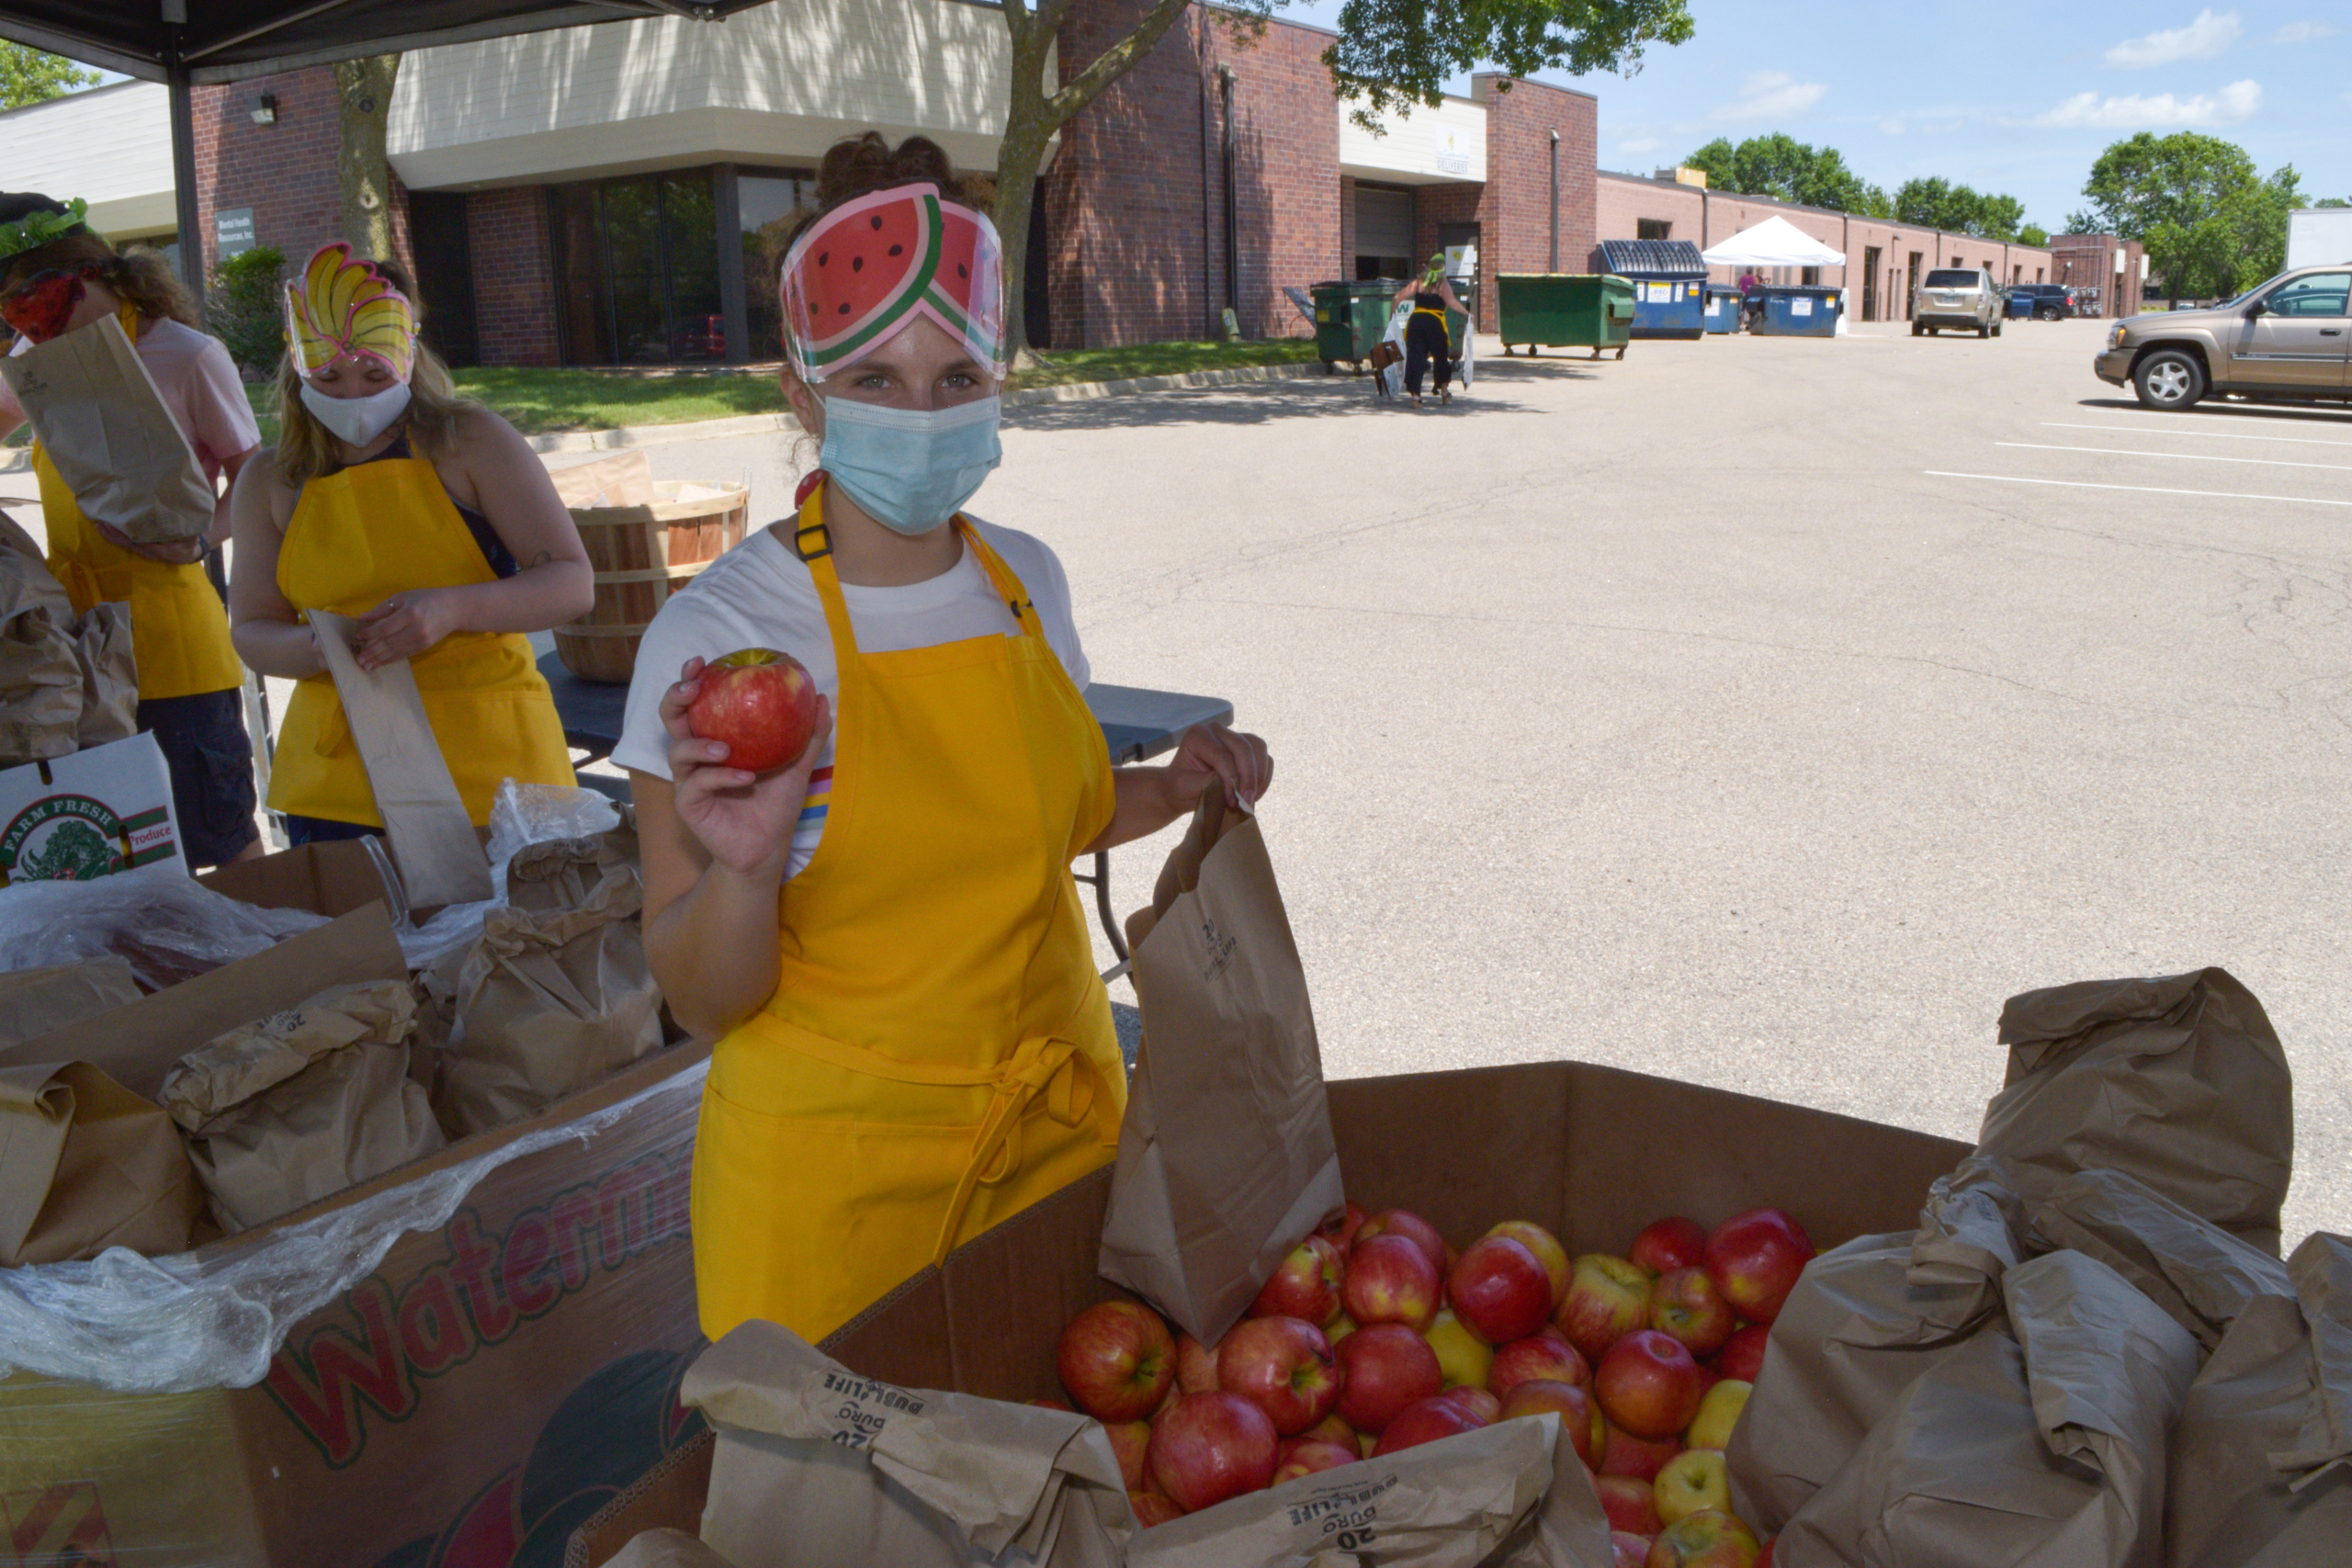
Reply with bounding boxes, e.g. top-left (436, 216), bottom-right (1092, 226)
top-left (2095, 265), bottom-right (2351, 410)
top-left (1912, 268), bottom-right (2003, 337)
